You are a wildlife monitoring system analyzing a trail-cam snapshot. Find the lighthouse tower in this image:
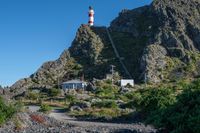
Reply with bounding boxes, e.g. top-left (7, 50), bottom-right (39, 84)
top-left (88, 6), bottom-right (94, 26)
